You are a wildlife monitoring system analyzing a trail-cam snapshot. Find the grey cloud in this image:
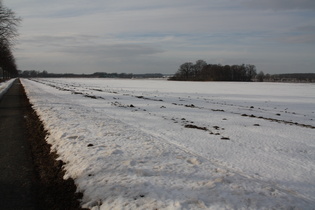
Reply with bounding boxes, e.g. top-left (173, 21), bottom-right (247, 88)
top-left (280, 34), bottom-right (315, 44)
top-left (241, 0), bottom-right (315, 10)
top-left (281, 24), bottom-right (315, 44)
top-left (21, 35), bottom-right (99, 46)
top-left (64, 44), bottom-right (164, 58)
top-left (296, 25), bottom-right (315, 32)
